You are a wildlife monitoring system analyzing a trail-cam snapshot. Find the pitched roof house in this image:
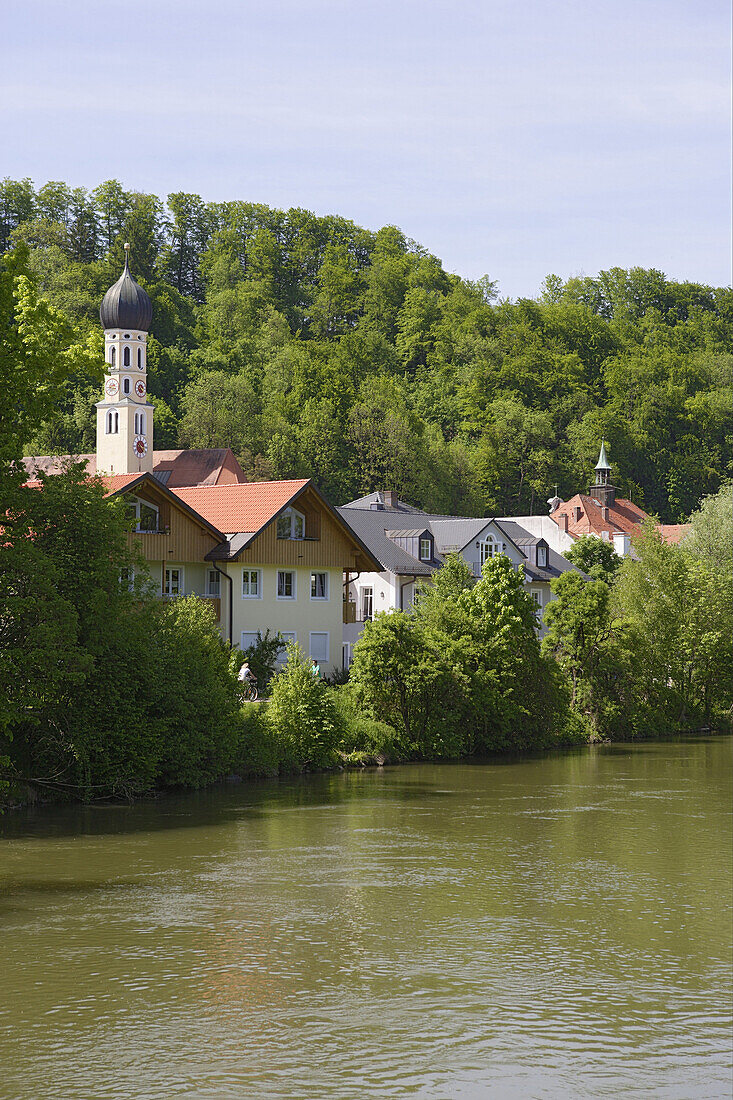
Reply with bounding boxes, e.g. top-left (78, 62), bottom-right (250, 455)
top-left (548, 442), bottom-right (690, 556)
top-left (337, 492), bottom-right (586, 657)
